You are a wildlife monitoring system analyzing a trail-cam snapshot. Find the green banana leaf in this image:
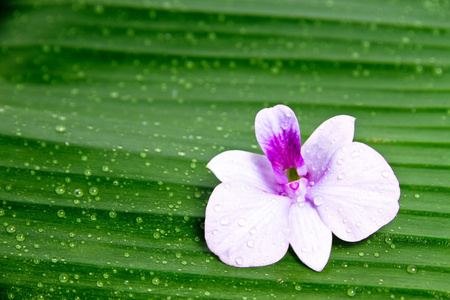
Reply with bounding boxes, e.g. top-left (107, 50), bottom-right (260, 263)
top-left (0, 0), bottom-right (449, 299)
